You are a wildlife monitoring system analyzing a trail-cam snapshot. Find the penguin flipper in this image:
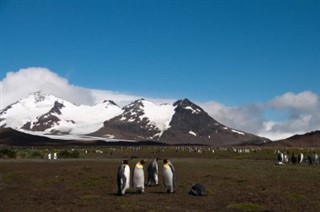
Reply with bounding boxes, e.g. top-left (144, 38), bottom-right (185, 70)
top-left (168, 162), bottom-right (176, 190)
